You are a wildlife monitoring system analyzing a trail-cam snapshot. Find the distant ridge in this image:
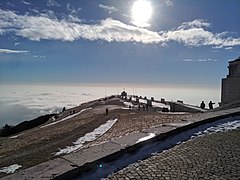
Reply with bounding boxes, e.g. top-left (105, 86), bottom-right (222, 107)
top-left (0, 114), bottom-right (55, 137)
